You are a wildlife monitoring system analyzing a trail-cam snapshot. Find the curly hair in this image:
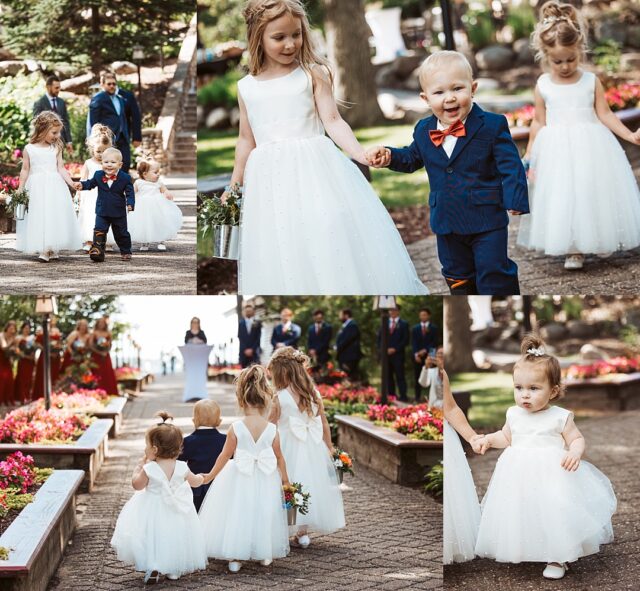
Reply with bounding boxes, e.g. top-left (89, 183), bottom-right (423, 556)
top-left (267, 346), bottom-right (318, 416)
top-left (146, 411), bottom-right (183, 459)
top-left (531, 1), bottom-right (588, 64)
top-left (30, 111), bottom-right (65, 155)
top-left (85, 124), bottom-right (113, 156)
top-left (235, 364), bottom-right (274, 410)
